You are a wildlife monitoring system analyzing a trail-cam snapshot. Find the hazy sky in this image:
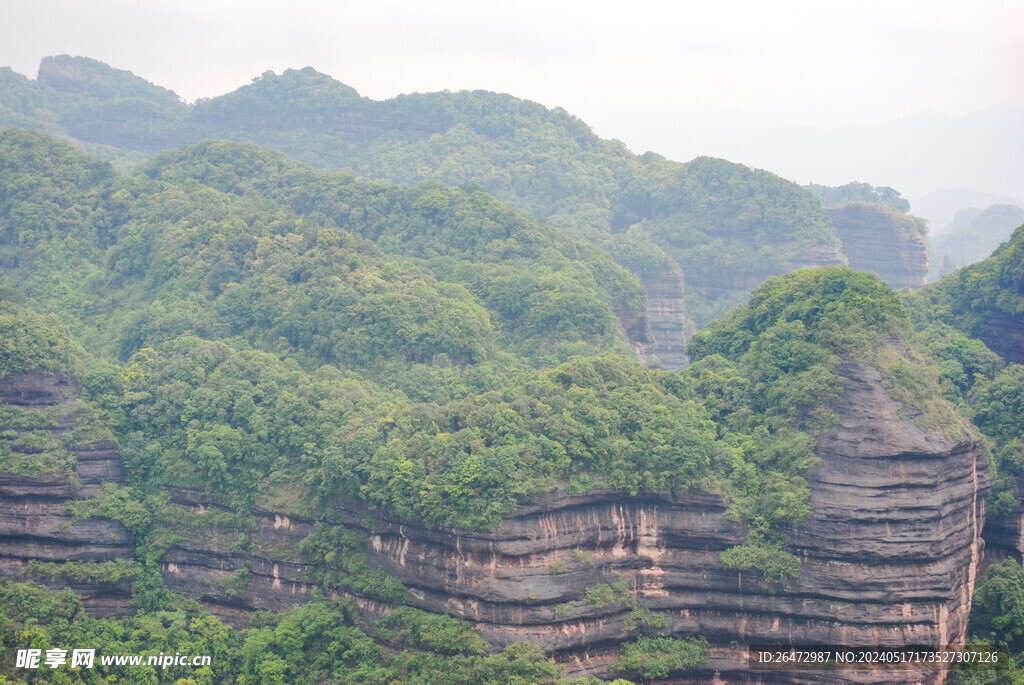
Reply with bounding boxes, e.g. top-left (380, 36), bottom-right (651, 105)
top-left (3, 0), bottom-right (1022, 199)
